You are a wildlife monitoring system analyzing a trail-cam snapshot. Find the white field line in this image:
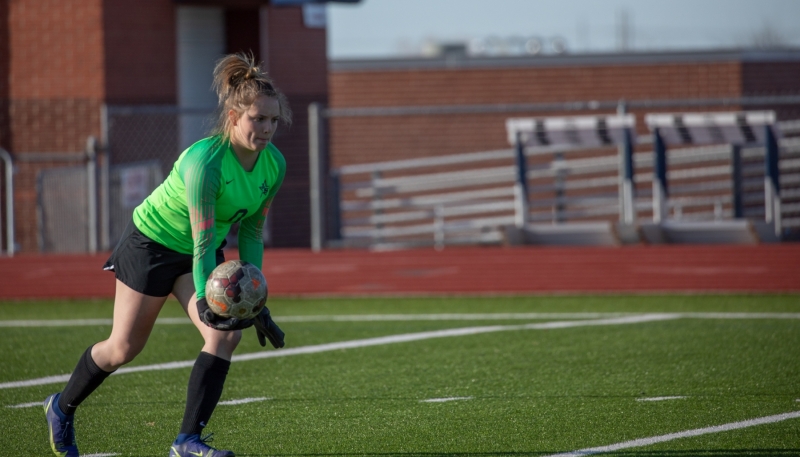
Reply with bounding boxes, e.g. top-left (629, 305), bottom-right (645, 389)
top-left (6, 401), bottom-right (41, 408)
top-left (421, 396), bottom-right (473, 403)
top-left (636, 396), bottom-right (686, 402)
top-left (0, 314), bottom-right (623, 327)
top-left (218, 397), bottom-right (270, 406)
top-left (1, 312), bottom-right (799, 327)
top-left (278, 313), bottom-right (628, 322)
top-left (544, 411), bottom-right (800, 457)
top-left (0, 314), bottom-right (618, 327)
top-left (0, 314), bottom-right (678, 390)
top-left (280, 312), bottom-right (800, 322)
top-left (0, 318), bottom-right (177, 327)
top-left (682, 312), bottom-right (800, 320)
top-left (82, 454), bottom-right (119, 457)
